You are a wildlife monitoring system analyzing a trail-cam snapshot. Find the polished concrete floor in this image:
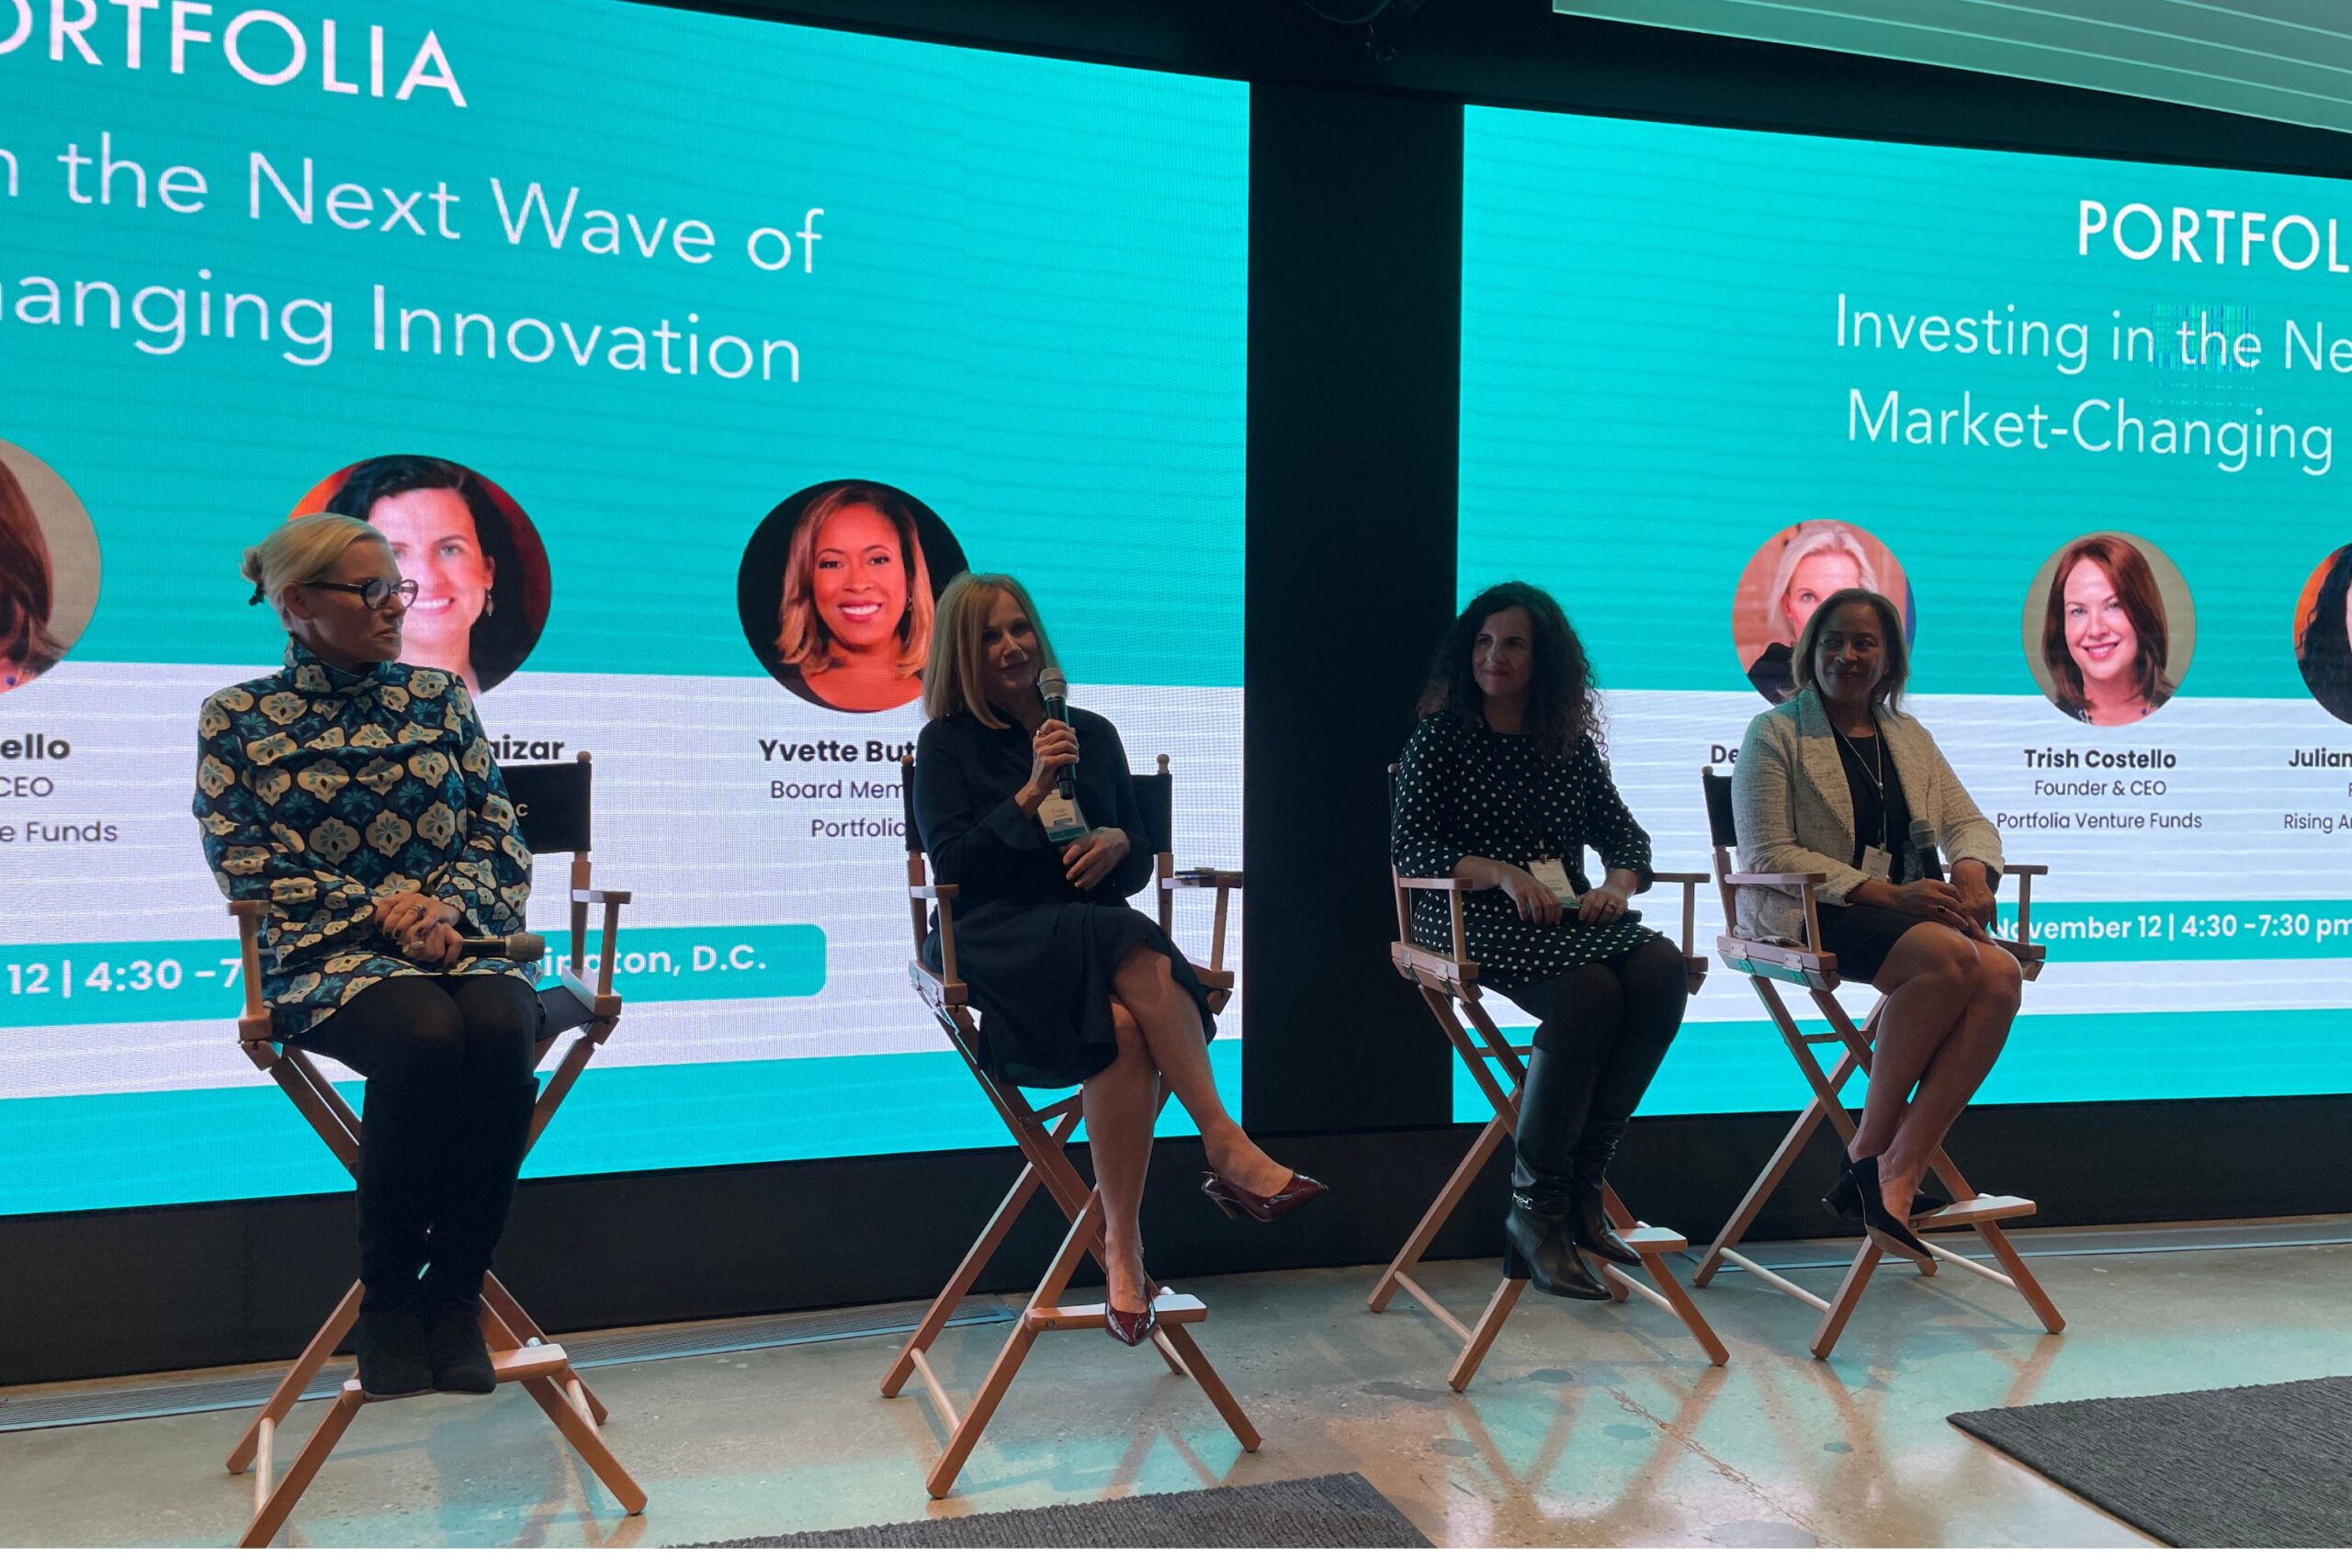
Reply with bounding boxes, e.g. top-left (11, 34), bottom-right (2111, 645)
top-left (6, 1224), bottom-right (2348, 1549)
